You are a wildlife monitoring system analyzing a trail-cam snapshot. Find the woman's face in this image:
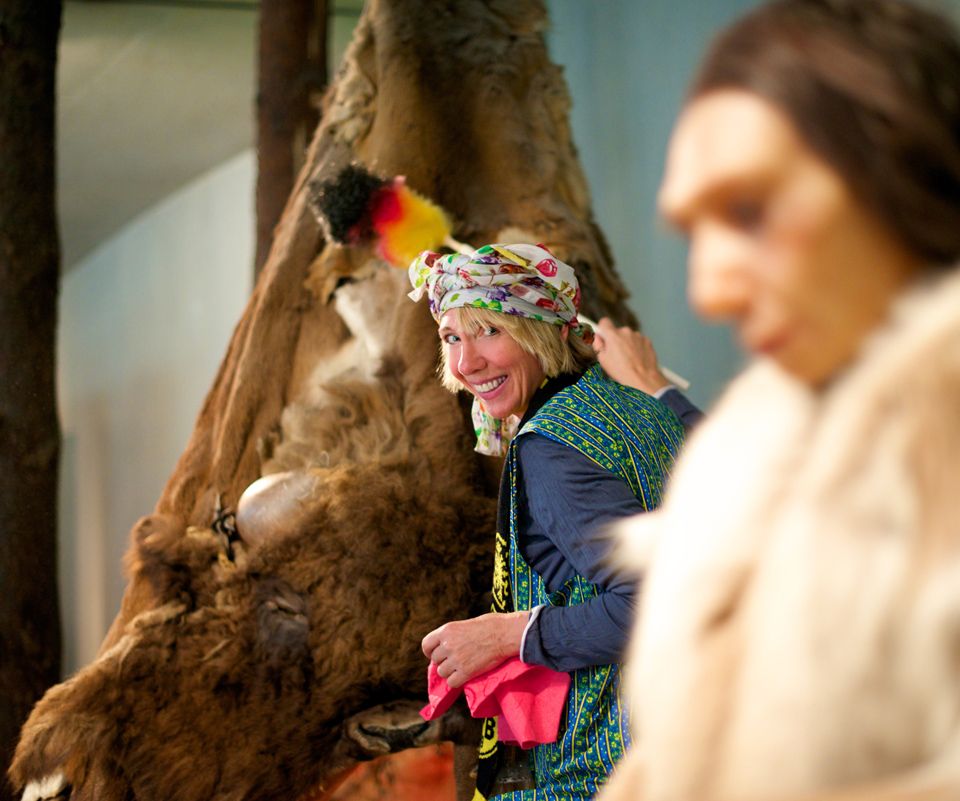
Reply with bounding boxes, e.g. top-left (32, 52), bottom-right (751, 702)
top-left (658, 90), bottom-right (924, 386)
top-left (438, 310), bottom-right (546, 420)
